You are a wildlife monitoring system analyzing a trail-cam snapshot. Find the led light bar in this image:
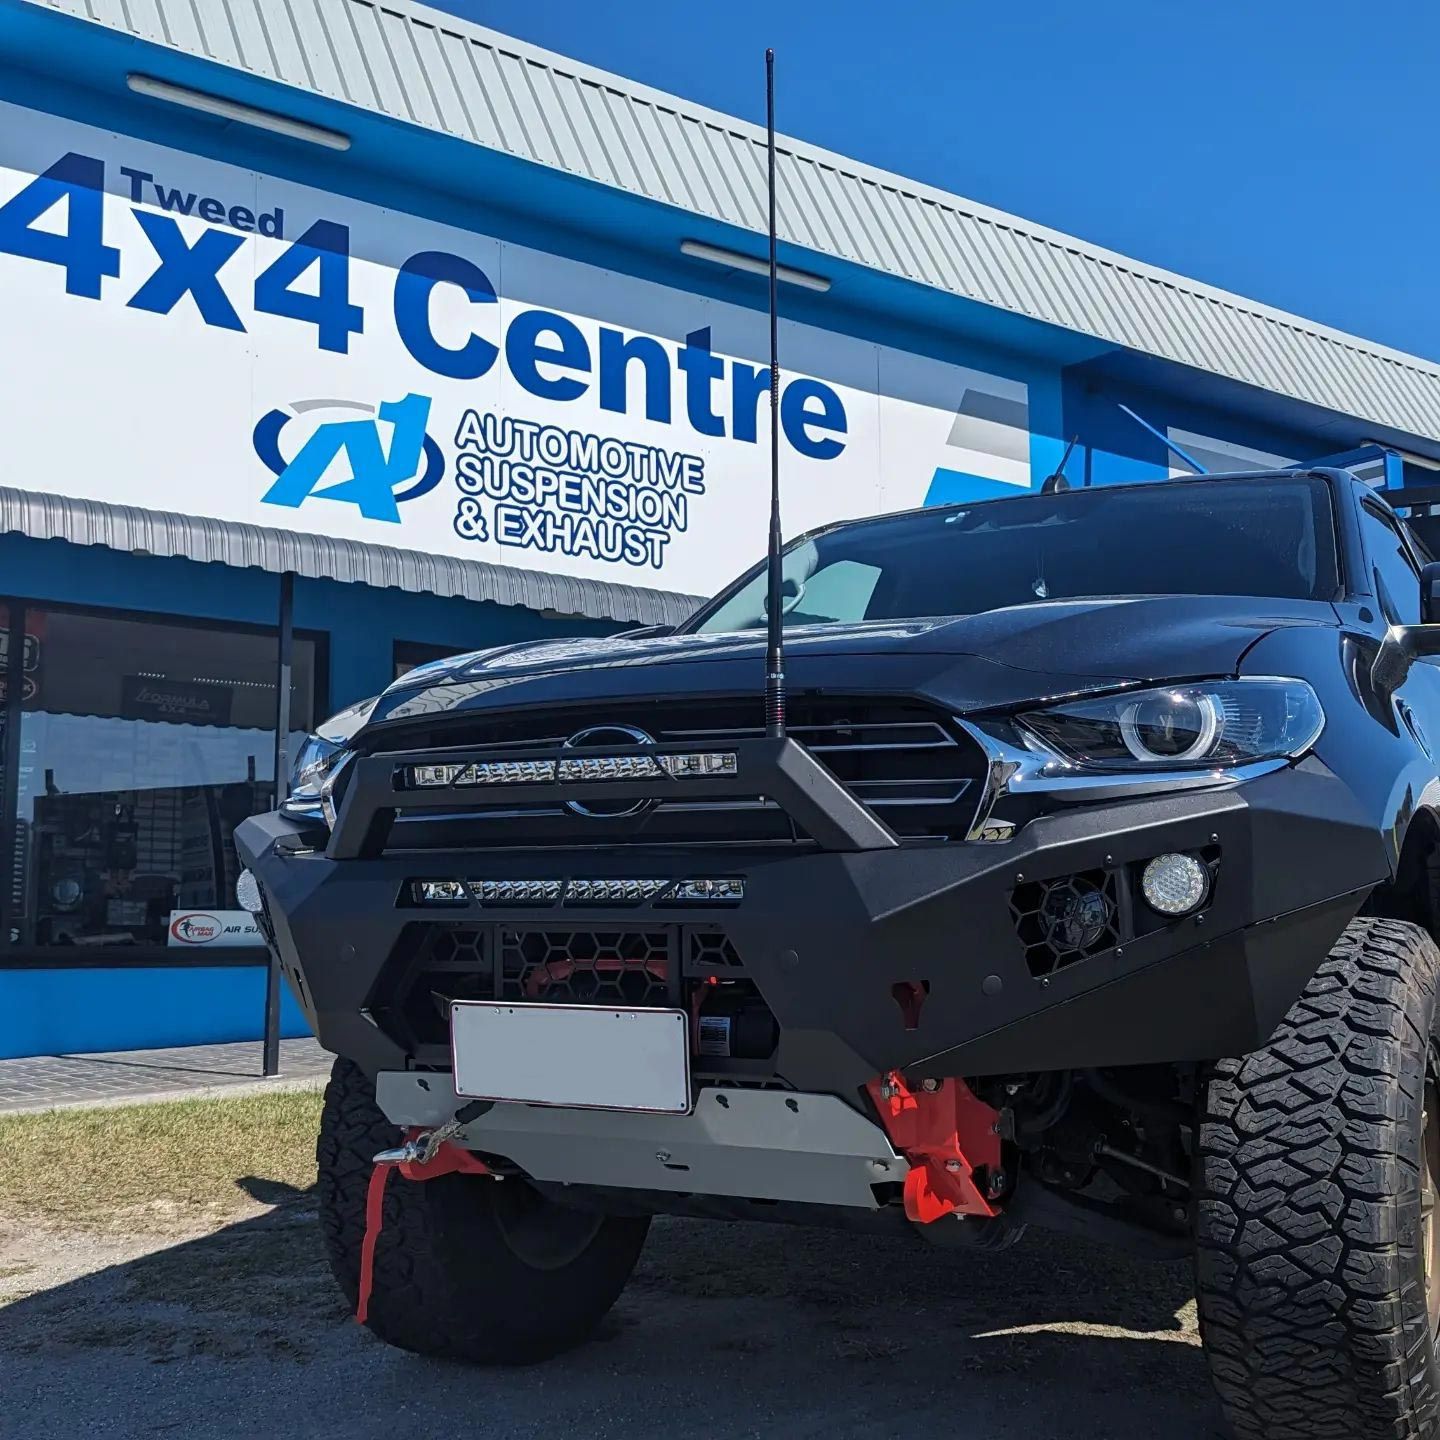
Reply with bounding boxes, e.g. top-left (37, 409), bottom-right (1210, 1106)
top-left (565, 878), bottom-right (669, 903)
top-left (557, 755), bottom-right (663, 782)
top-left (410, 759), bottom-right (558, 787)
top-left (668, 878), bottom-right (745, 903)
top-left (469, 879), bottom-right (563, 905)
top-left (406, 751), bottom-right (738, 788)
top-left (556, 751), bottom-right (739, 782)
top-left (413, 880), bottom-right (469, 905)
top-left (658, 752), bottom-right (739, 778)
top-left (410, 877), bottom-right (746, 906)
